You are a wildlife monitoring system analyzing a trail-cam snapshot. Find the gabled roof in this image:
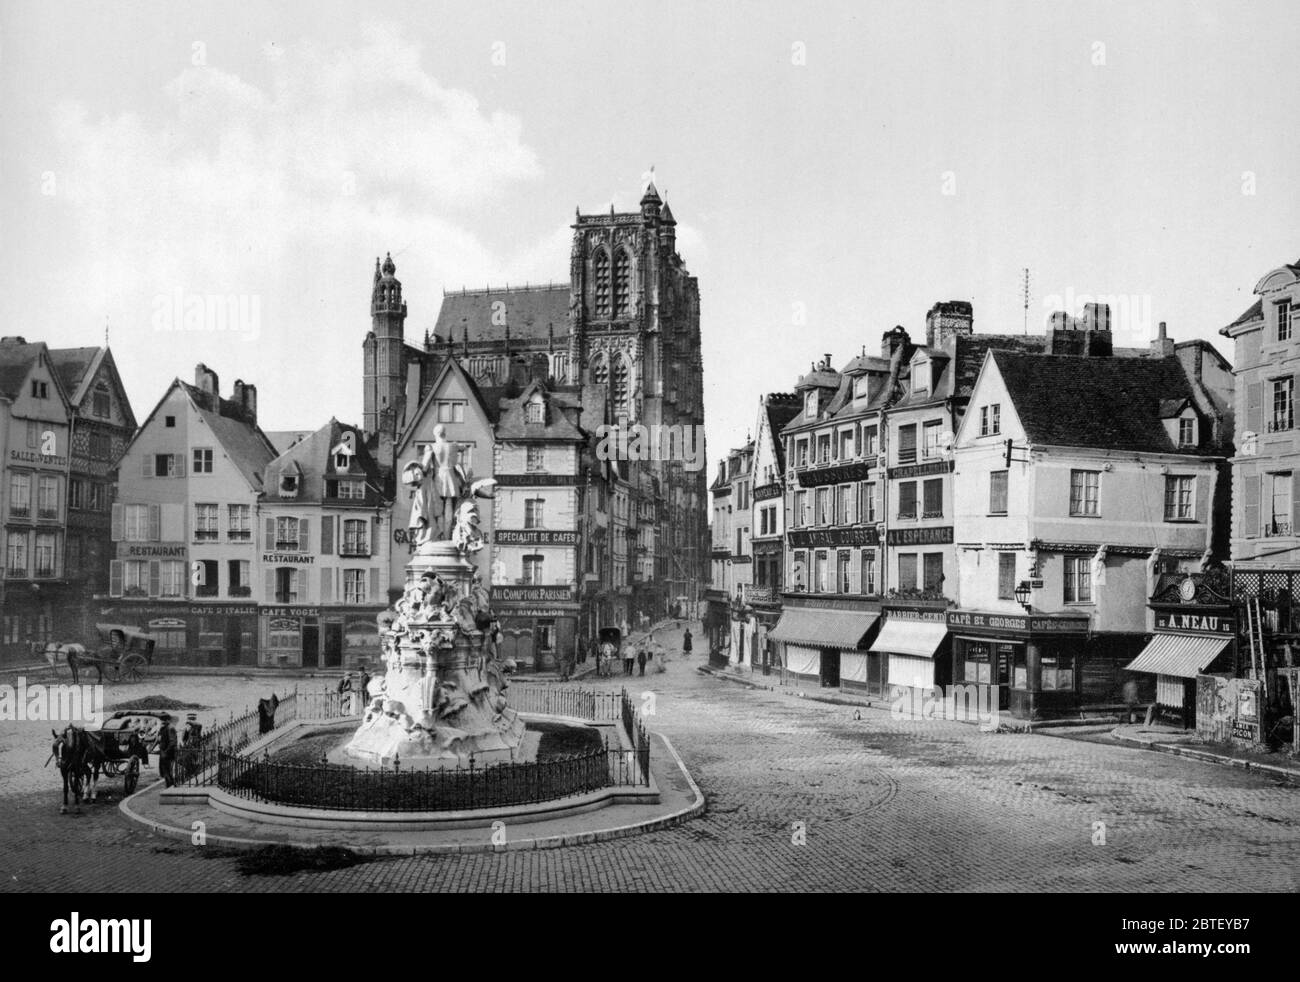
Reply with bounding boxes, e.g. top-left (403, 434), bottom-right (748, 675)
top-left (1219, 298), bottom-right (1264, 336)
top-left (264, 430), bottom-right (315, 455)
top-left (434, 285), bottom-right (570, 345)
top-left (396, 356), bottom-right (498, 456)
top-left (991, 351), bottom-right (1211, 455)
top-left (46, 346), bottom-right (138, 429)
top-left (0, 340), bottom-right (65, 404)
